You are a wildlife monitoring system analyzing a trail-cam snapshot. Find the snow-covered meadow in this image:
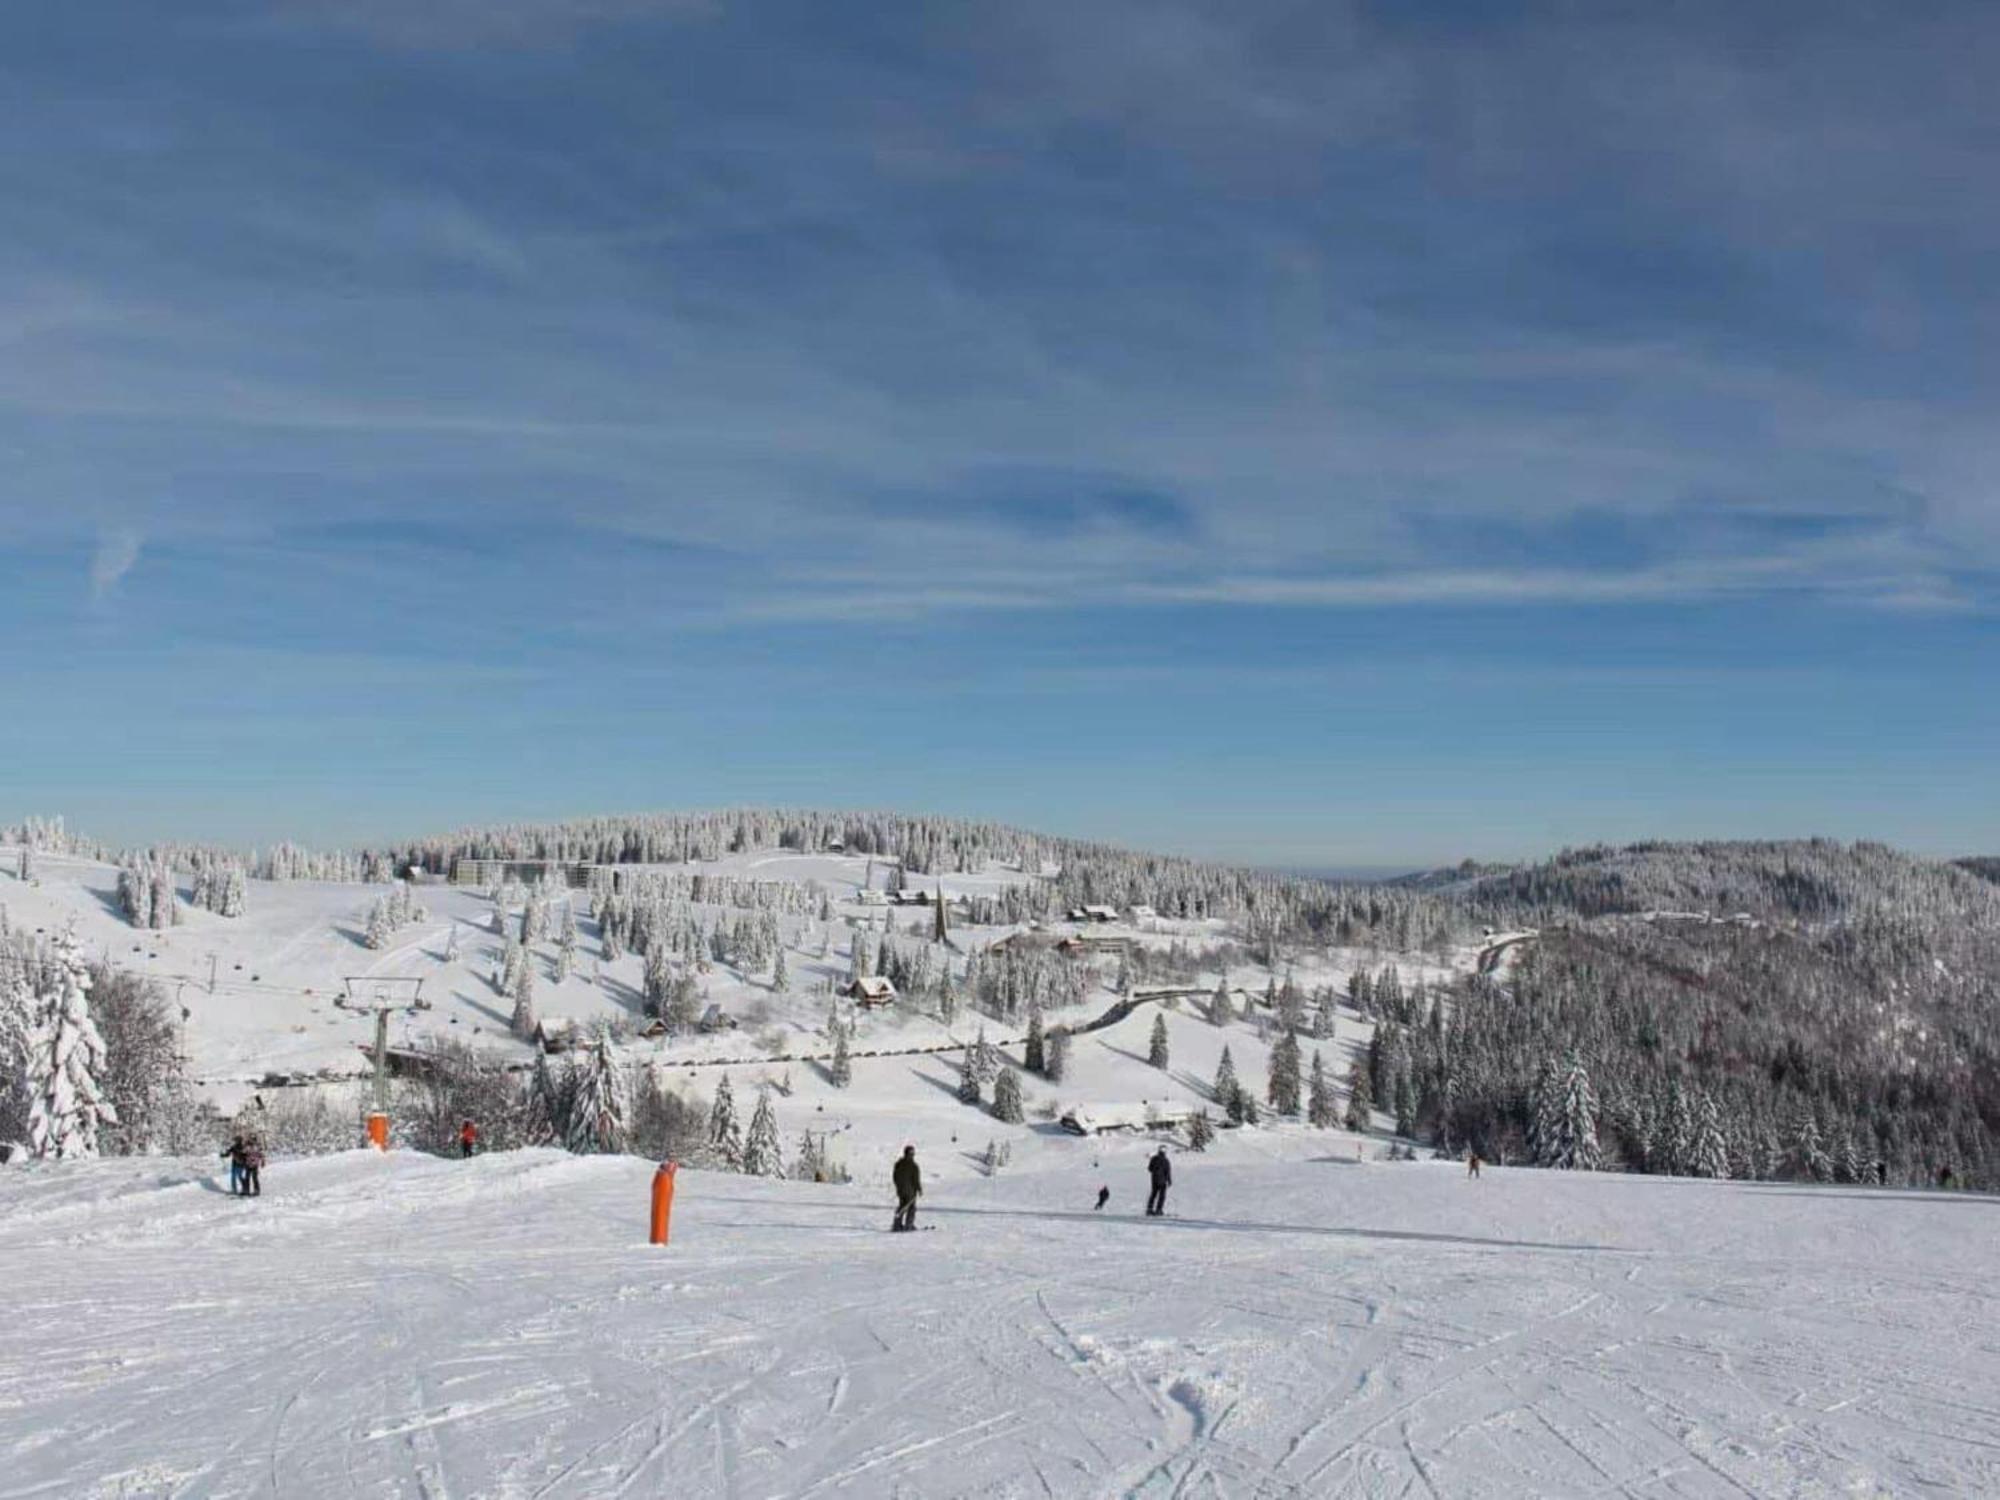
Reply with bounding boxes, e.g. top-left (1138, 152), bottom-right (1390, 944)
top-left (4, 1145), bottom-right (1995, 1498)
